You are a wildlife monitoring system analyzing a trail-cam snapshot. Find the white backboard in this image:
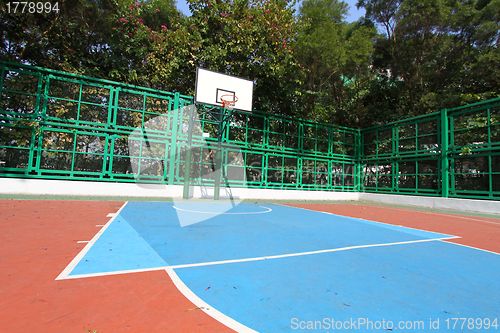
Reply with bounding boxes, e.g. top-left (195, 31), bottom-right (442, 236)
top-left (194, 68), bottom-right (254, 113)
